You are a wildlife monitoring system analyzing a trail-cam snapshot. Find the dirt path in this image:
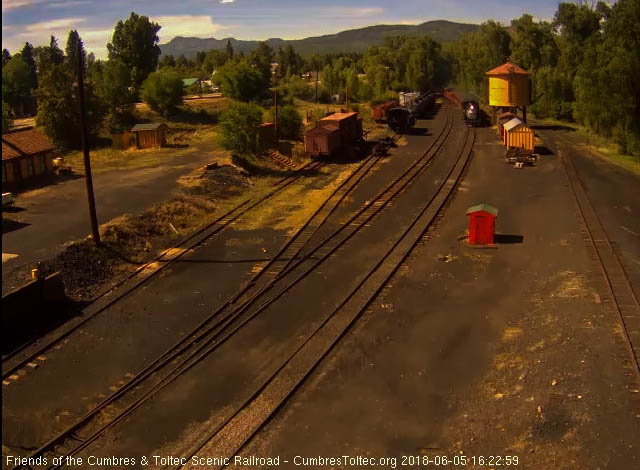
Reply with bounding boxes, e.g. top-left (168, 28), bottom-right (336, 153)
top-left (2, 144), bottom-right (218, 294)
